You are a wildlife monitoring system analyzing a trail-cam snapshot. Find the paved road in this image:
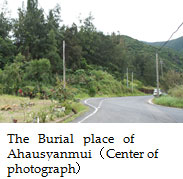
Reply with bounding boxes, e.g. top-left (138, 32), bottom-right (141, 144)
top-left (72, 96), bottom-right (183, 123)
